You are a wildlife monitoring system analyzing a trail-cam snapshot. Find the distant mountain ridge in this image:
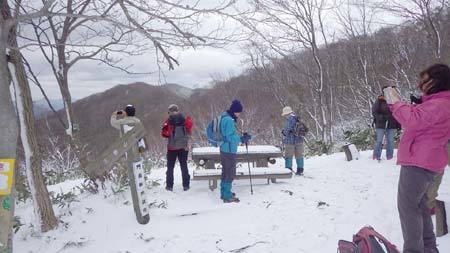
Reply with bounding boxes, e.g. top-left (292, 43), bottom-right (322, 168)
top-left (163, 83), bottom-right (195, 98)
top-left (37, 82), bottom-right (191, 157)
top-left (33, 99), bottom-right (65, 118)
top-left (37, 79), bottom-right (282, 160)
